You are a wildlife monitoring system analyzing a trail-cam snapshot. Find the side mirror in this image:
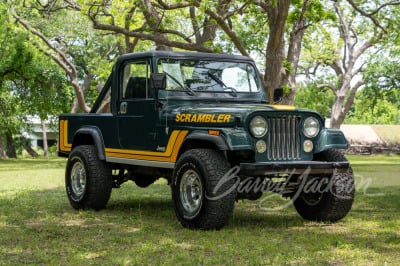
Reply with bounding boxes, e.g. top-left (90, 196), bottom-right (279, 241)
top-left (150, 73), bottom-right (166, 90)
top-left (150, 73), bottom-right (166, 109)
top-left (273, 87), bottom-right (284, 103)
